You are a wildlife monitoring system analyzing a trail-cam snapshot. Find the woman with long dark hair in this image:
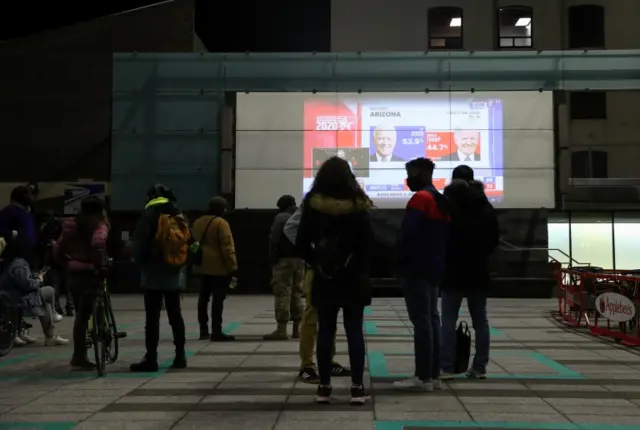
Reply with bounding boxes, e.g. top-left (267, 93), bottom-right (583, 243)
top-left (296, 156), bottom-right (374, 405)
top-left (0, 237), bottom-right (68, 346)
top-left (54, 198), bottom-right (109, 369)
